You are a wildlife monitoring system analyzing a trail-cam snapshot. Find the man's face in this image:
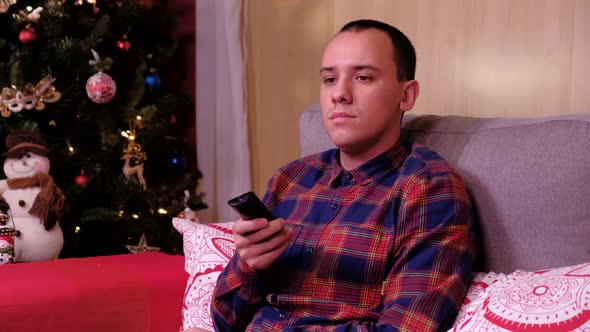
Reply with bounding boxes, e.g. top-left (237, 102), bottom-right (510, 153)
top-left (320, 29), bottom-right (412, 157)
